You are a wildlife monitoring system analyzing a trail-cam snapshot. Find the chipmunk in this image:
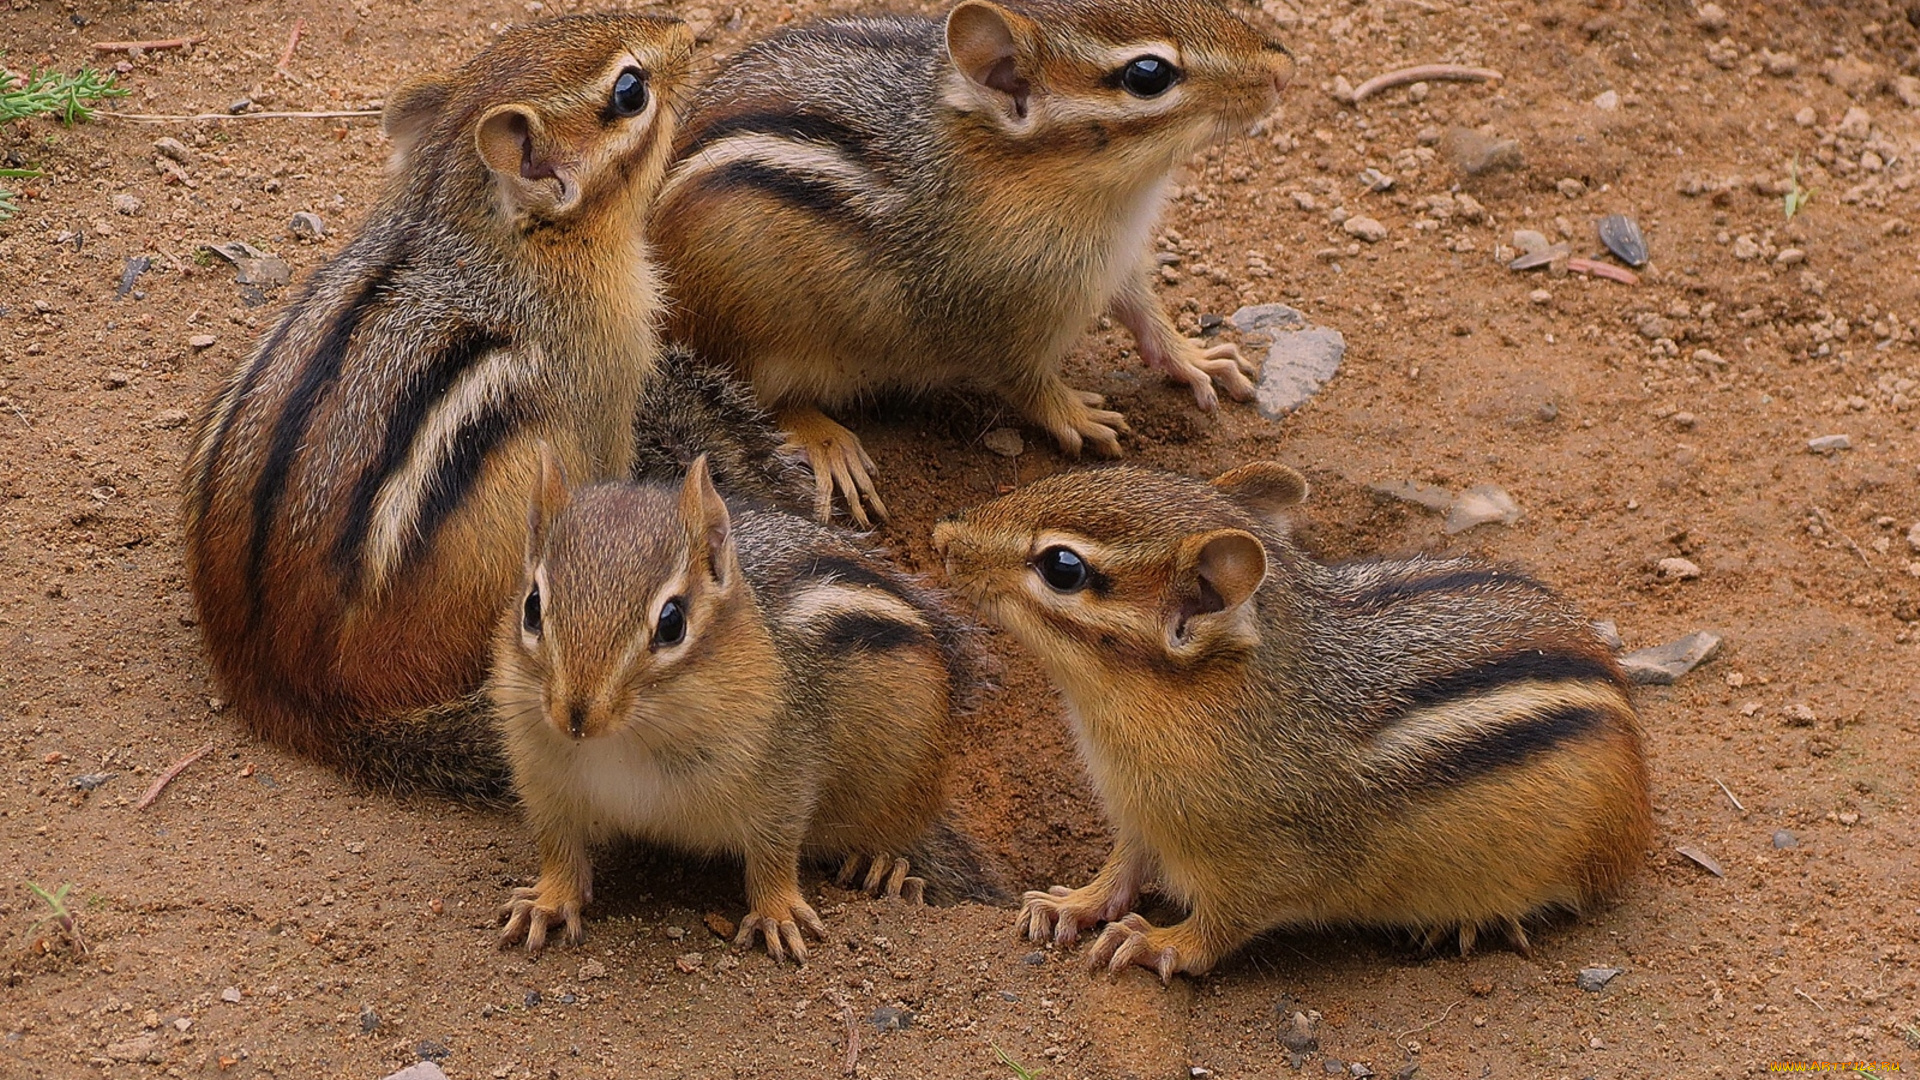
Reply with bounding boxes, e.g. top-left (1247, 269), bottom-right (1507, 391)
top-left (492, 452), bottom-right (997, 960)
top-left (934, 463), bottom-right (1652, 982)
top-left (180, 14), bottom-right (694, 801)
top-left (650, 0), bottom-right (1293, 527)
